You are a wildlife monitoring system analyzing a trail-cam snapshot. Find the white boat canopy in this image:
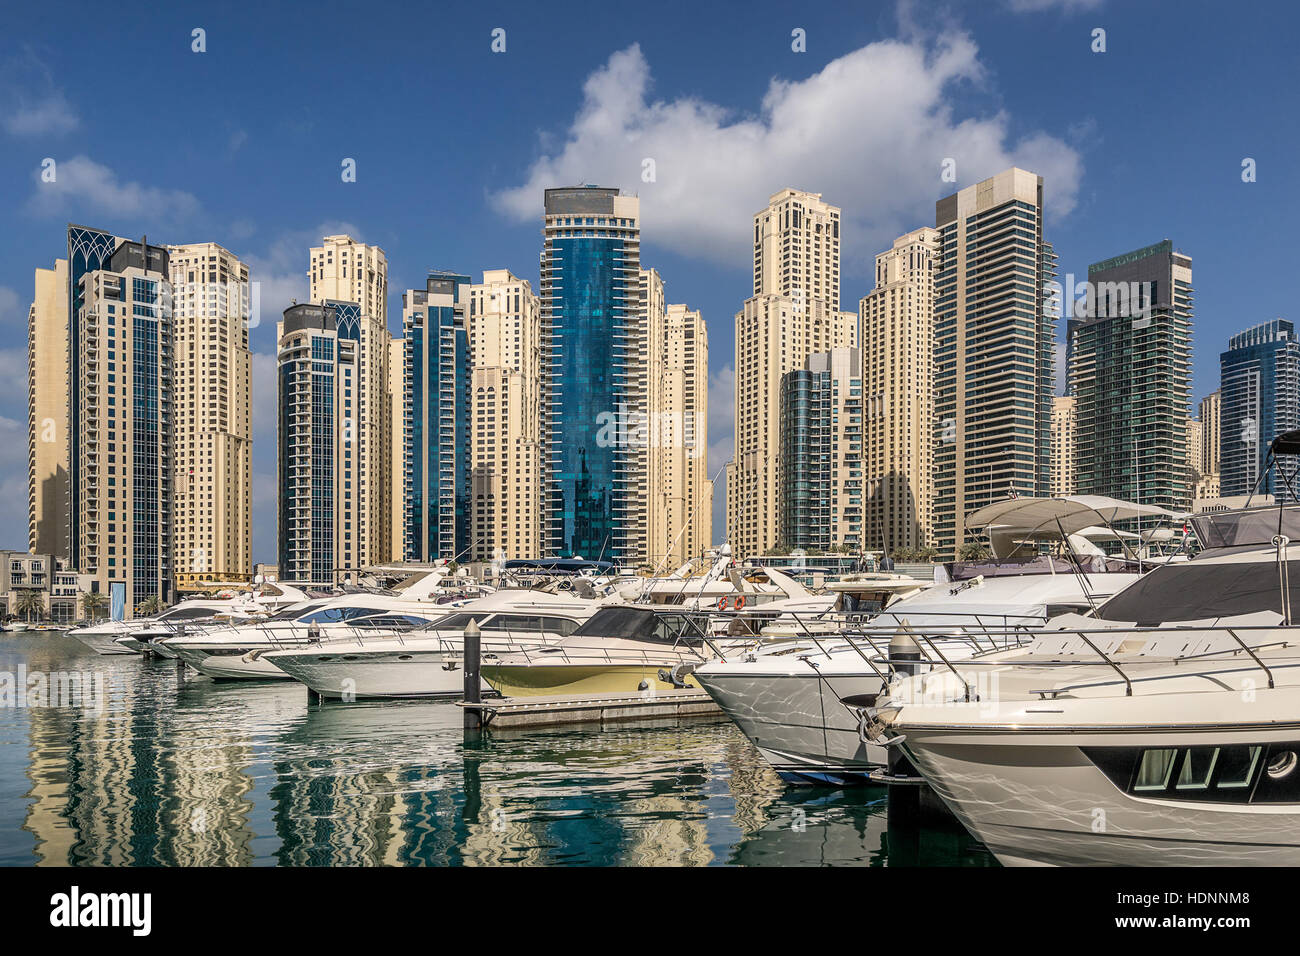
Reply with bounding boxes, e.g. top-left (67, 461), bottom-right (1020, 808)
top-left (965, 495), bottom-right (1181, 559)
